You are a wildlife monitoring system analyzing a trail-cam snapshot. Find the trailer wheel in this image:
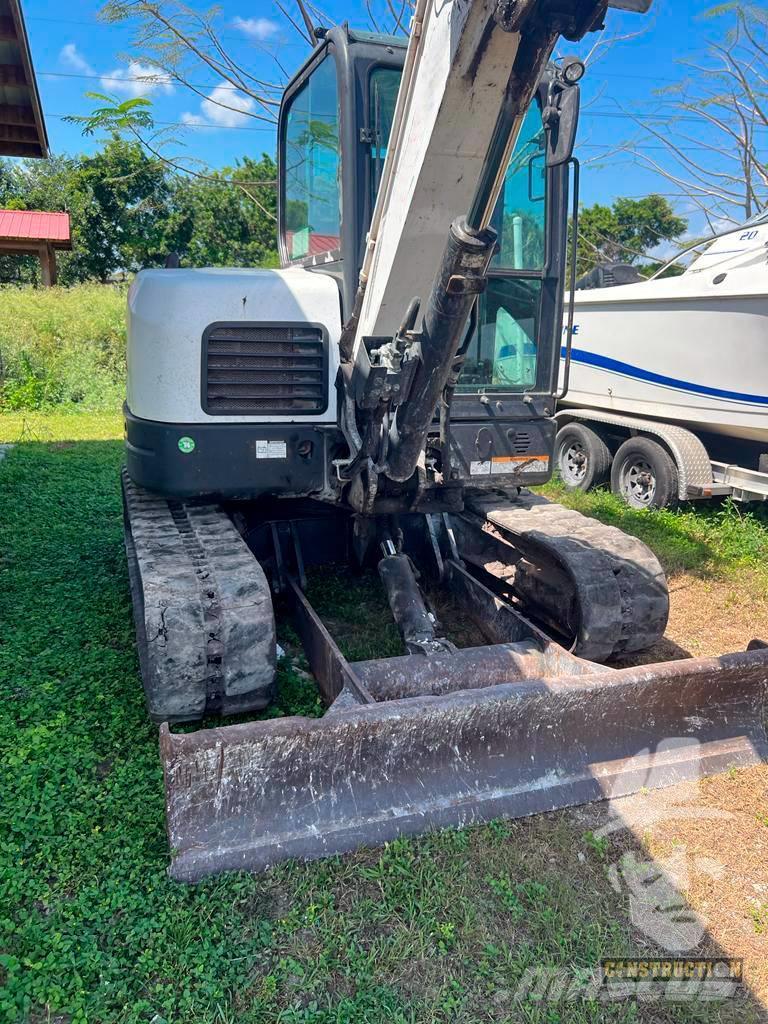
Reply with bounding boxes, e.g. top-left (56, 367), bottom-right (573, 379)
top-left (555, 423), bottom-right (612, 491)
top-left (611, 437), bottom-right (679, 510)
